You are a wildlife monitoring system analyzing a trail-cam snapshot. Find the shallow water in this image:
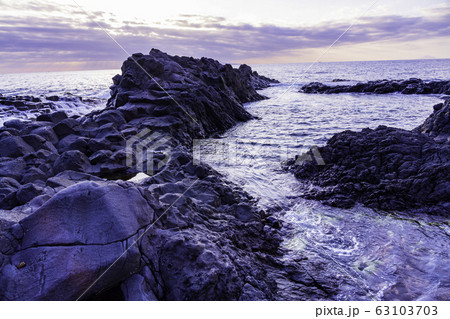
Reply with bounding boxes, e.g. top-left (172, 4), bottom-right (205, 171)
top-left (200, 60), bottom-right (450, 300)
